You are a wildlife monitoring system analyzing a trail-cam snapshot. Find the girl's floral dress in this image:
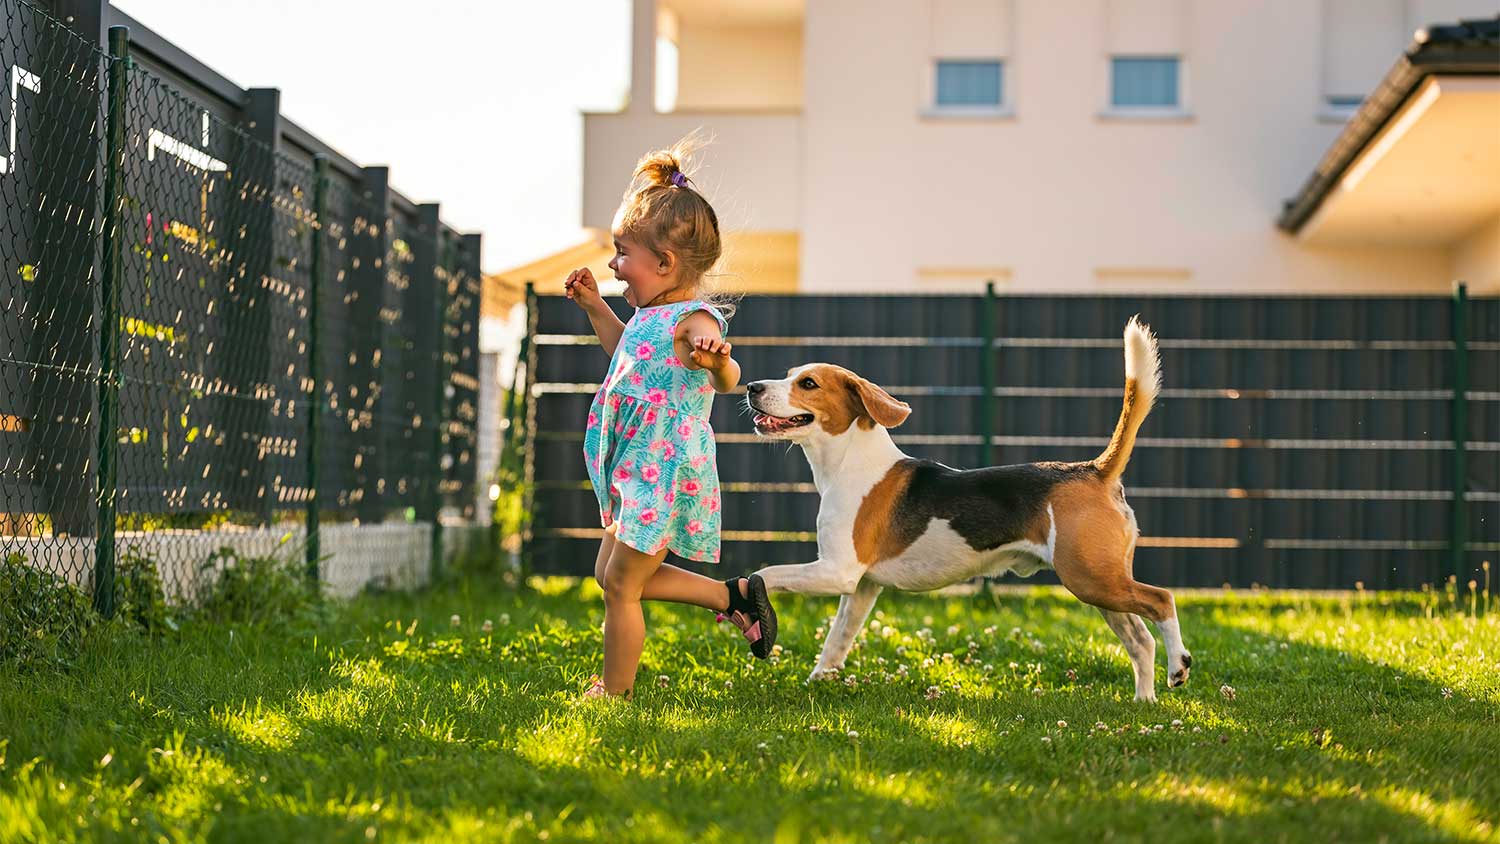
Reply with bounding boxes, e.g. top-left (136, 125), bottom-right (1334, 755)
top-left (584, 300), bottom-right (727, 562)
